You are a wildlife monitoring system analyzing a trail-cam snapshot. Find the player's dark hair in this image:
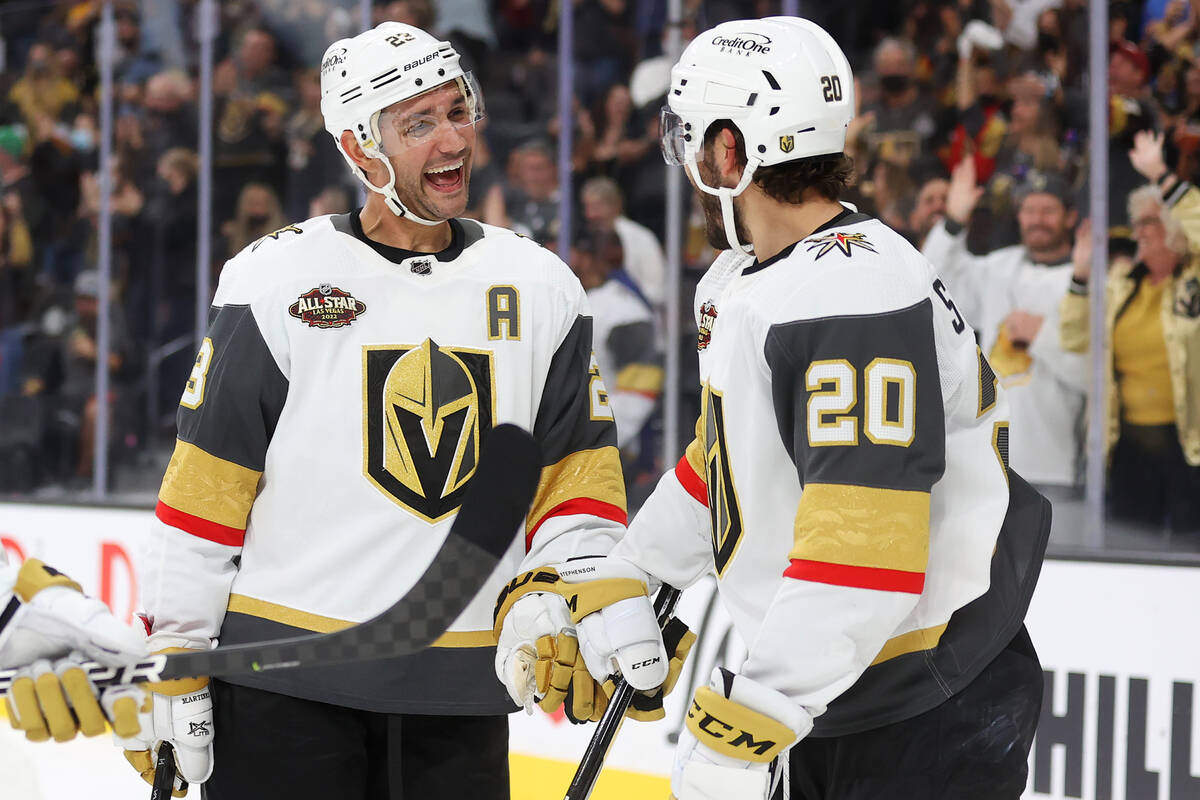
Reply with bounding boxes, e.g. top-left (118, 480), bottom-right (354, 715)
top-left (704, 120), bottom-right (854, 203)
